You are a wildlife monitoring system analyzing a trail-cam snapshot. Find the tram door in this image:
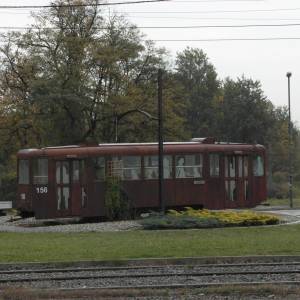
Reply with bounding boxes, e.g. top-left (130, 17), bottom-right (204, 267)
top-left (55, 160), bottom-right (85, 216)
top-left (236, 156), bottom-right (249, 206)
top-left (224, 155), bottom-right (249, 207)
